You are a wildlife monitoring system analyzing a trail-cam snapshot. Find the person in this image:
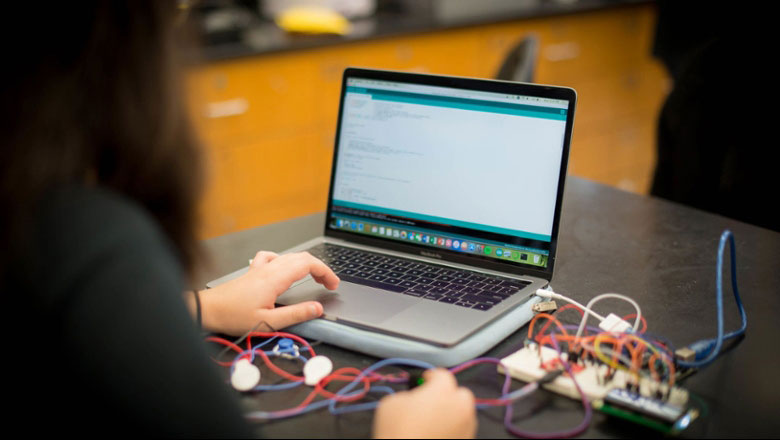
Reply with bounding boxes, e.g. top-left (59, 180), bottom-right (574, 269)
top-left (0, 1), bottom-right (476, 437)
top-left (650, 1), bottom-right (777, 231)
